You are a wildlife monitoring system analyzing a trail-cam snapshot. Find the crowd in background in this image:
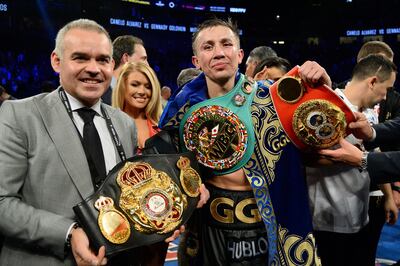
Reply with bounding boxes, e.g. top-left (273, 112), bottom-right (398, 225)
top-left (2, 36), bottom-right (400, 99)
